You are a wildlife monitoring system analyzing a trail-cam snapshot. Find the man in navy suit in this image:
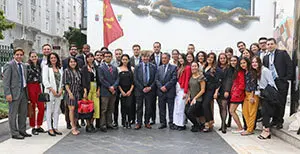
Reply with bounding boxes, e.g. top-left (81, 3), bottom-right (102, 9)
top-left (156, 53), bottom-right (177, 129)
top-left (134, 50), bottom-right (156, 129)
top-left (98, 51), bottom-right (119, 132)
top-left (149, 42), bottom-right (162, 125)
top-left (263, 38), bottom-right (293, 129)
